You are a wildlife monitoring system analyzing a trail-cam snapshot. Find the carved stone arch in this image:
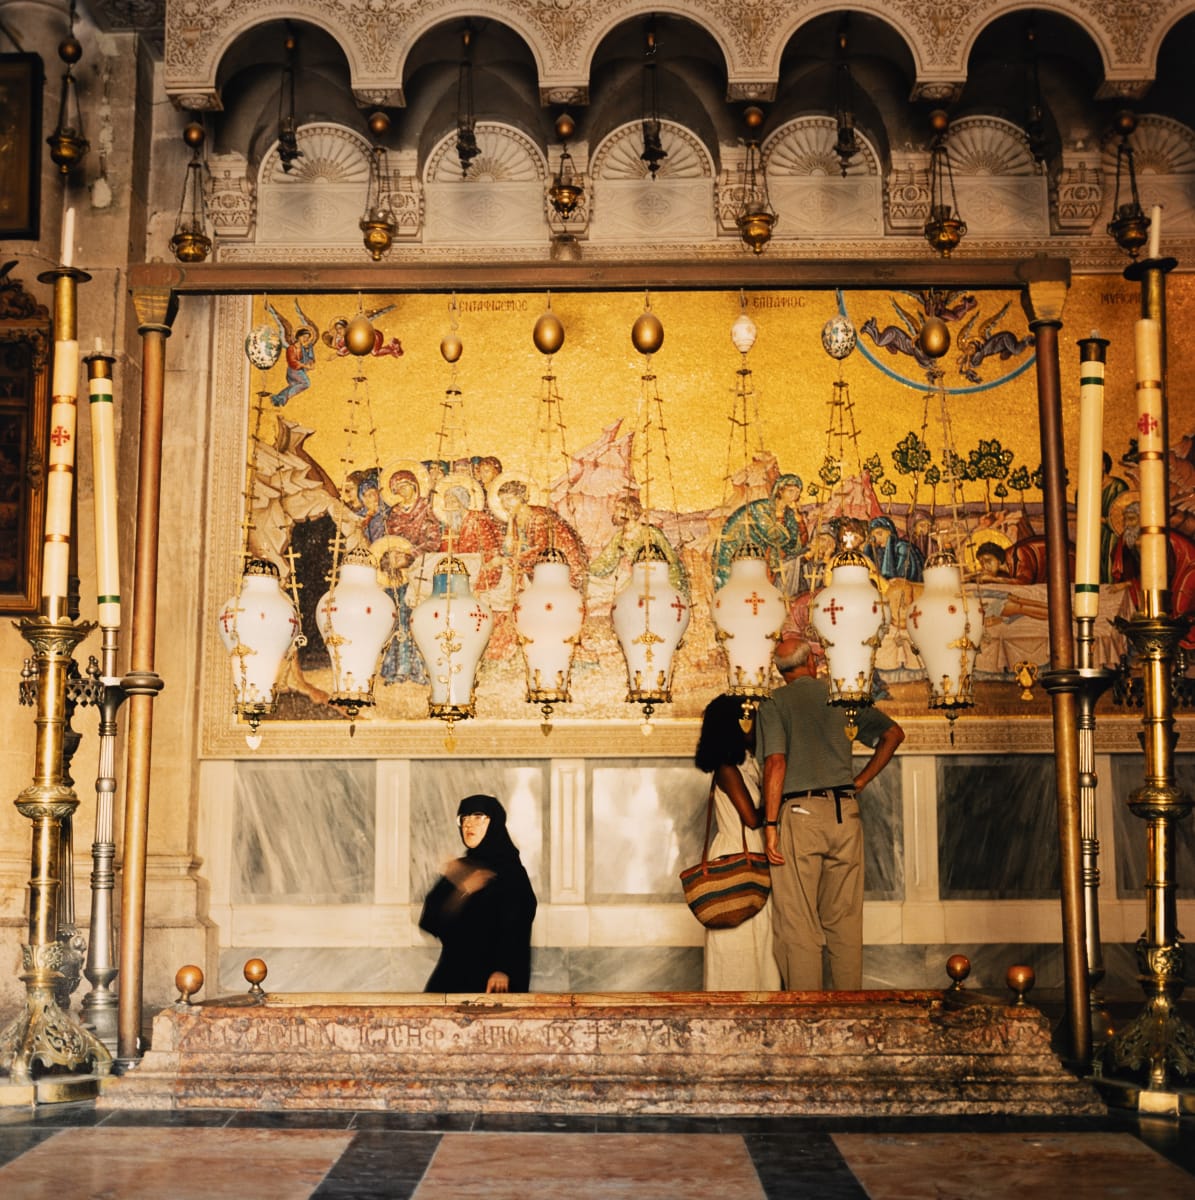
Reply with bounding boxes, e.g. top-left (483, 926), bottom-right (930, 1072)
top-left (948, 116), bottom-right (1037, 177)
top-left (424, 122), bottom-right (547, 185)
top-left (768, 5), bottom-right (927, 84)
top-left (164, 7), bottom-right (373, 111)
top-left (590, 121), bottom-right (714, 181)
top-left (255, 123), bottom-right (373, 248)
top-left (763, 116), bottom-right (881, 178)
